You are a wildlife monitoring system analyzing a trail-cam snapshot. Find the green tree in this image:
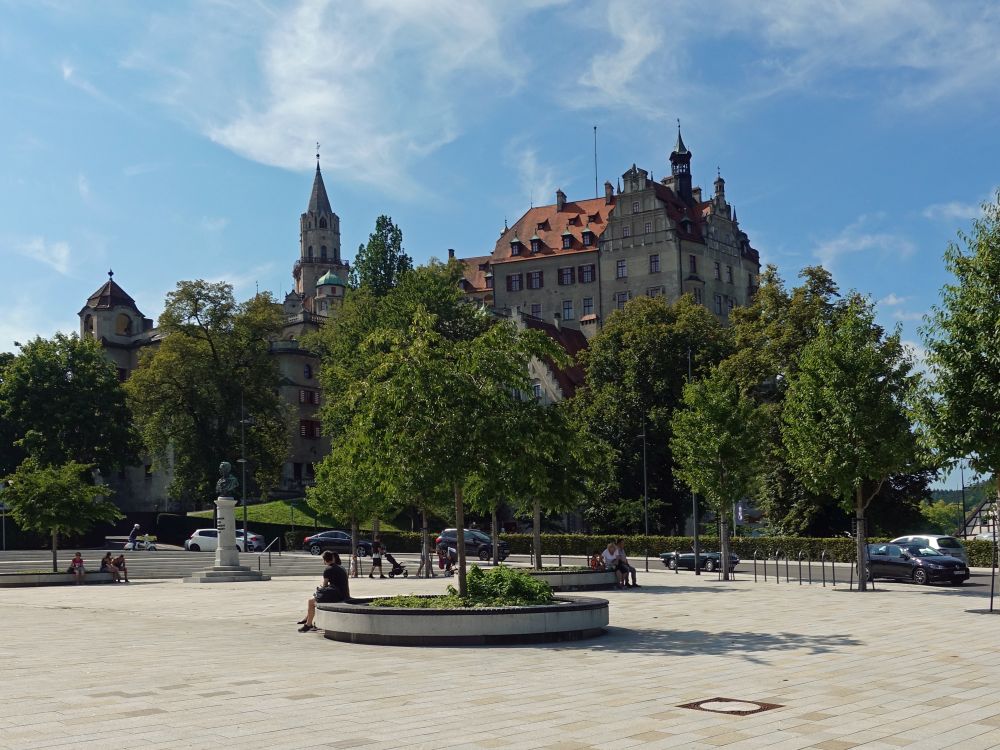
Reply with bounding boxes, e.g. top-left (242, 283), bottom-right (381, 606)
top-left (670, 366), bottom-right (763, 580)
top-left (350, 215), bottom-right (413, 295)
top-left (0, 351), bottom-right (24, 476)
top-left (572, 294), bottom-right (732, 533)
top-left (125, 281), bottom-right (290, 508)
top-left (782, 297), bottom-right (919, 590)
top-left (923, 192), bottom-right (1000, 529)
top-left (0, 333), bottom-right (138, 473)
top-left (3, 459), bottom-right (121, 571)
top-left (920, 499), bottom-right (963, 535)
